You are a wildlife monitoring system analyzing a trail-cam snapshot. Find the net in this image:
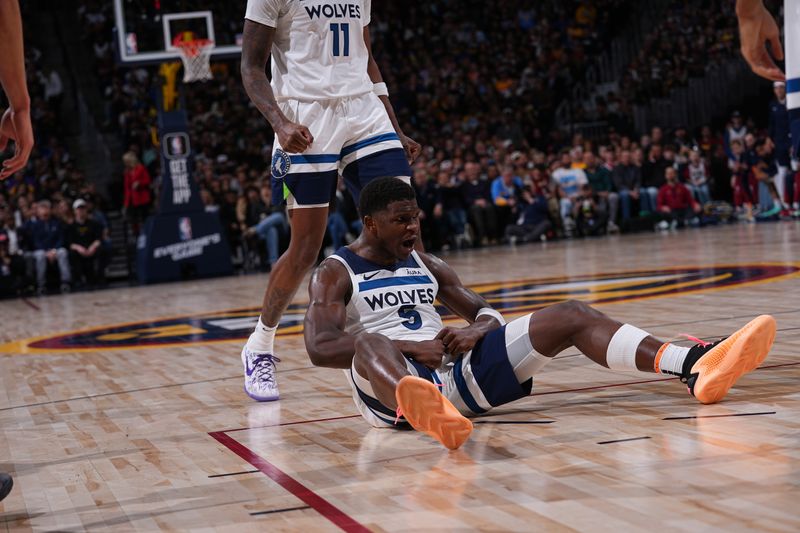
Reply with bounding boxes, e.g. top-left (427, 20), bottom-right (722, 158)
top-left (174, 38), bottom-right (214, 83)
